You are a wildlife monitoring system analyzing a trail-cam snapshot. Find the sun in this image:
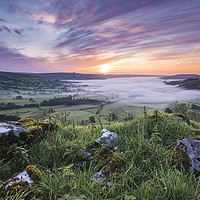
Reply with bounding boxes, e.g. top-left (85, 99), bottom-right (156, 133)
top-left (99, 64), bottom-right (112, 74)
